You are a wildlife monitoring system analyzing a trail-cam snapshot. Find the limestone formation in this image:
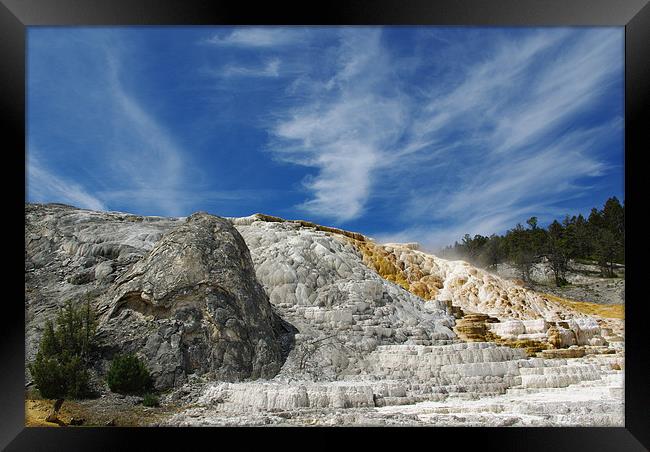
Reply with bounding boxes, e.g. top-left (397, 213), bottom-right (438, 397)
top-left (232, 219), bottom-right (456, 379)
top-left (25, 204), bottom-right (624, 426)
top-left (453, 312), bottom-right (500, 342)
top-left (350, 241), bottom-right (584, 321)
top-left (346, 241), bottom-right (615, 349)
top-left (167, 344), bottom-right (623, 426)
